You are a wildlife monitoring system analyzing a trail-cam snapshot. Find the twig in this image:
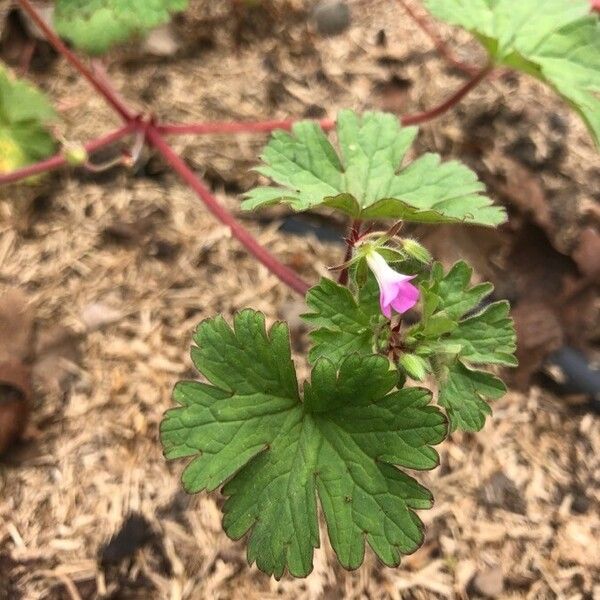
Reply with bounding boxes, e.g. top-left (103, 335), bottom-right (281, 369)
top-left (396, 0), bottom-right (479, 76)
top-left (0, 124), bottom-right (135, 185)
top-left (338, 220), bottom-right (362, 285)
top-left (144, 124), bottom-right (311, 296)
top-left (17, 0), bottom-right (135, 122)
top-left (158, 117), bottom-right (335, 136)
top-left (401, 64), bottom-right (492, 125)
